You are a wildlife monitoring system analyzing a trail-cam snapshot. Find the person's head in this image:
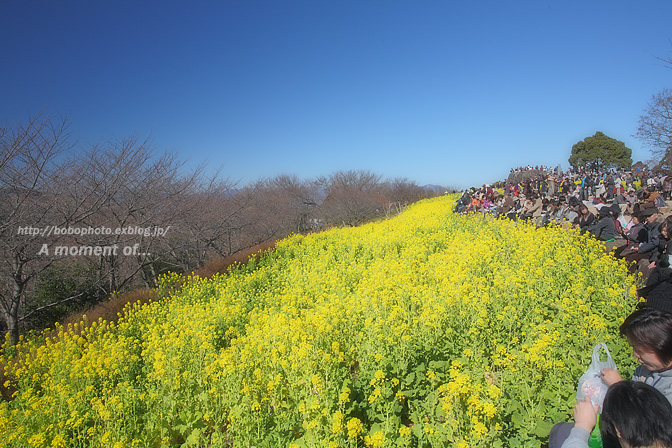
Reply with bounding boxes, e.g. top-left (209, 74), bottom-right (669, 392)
top-left (610, 203), bottom-right (621, 217)
top-left (659, 219), bottom-right (672, 240)
top-left (599, 206), bottom-right (611, 219)
top-left (601, 381), bottom-right (672, 448)
top-left (620, 307), bottom-right (672, 371)
top-left (578, 204), bottom-right (590, 216)
top-left (646, 210), bottom-right (660, 224)
top-left (631, 213), bottom-right (641, 225)
top-left (640, 205), bottom-right (660, 223)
